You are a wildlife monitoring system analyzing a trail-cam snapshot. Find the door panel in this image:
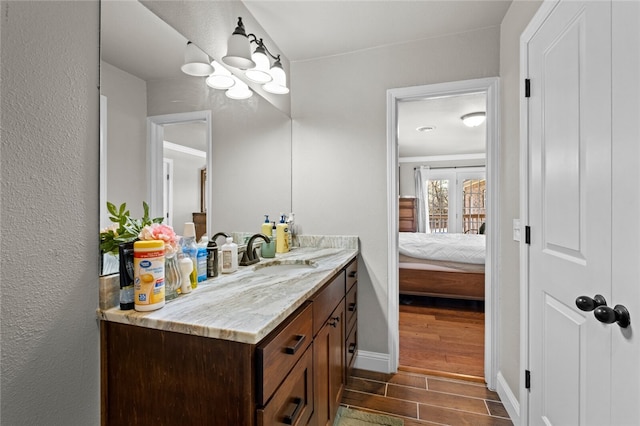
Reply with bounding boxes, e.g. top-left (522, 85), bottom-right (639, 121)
top-left (528, 1), bottom-right (612, 424)
top-left (541, 294), bottom-right (586, 425)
